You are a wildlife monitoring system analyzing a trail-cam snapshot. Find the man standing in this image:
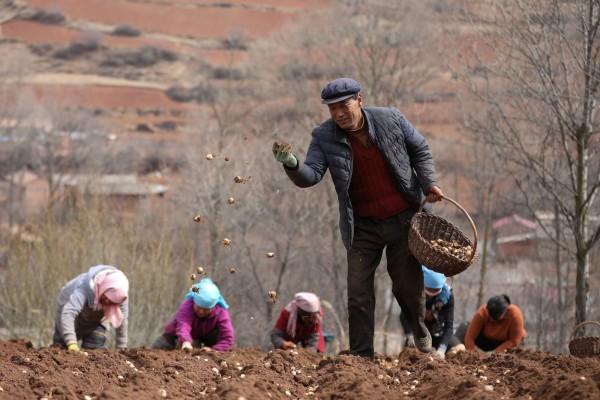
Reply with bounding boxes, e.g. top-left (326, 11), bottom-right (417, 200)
top-left (272, 78), bottom-right (443, 358)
